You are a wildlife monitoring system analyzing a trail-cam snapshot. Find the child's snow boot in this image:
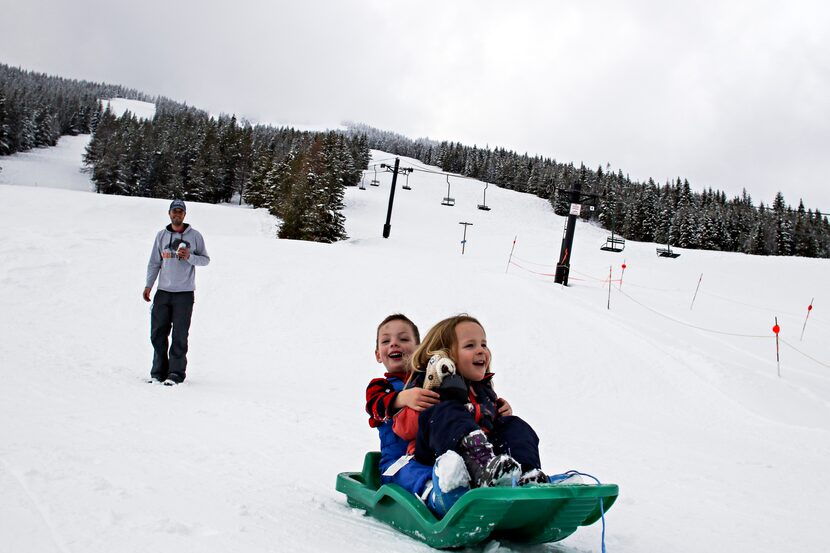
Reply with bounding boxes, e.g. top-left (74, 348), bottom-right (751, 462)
top-left (458, 430), bottom-right (521, 488)
top-left (426, 451), bottom-right (470, 517)
top-left (518, 468), bottom-right (550, 486)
